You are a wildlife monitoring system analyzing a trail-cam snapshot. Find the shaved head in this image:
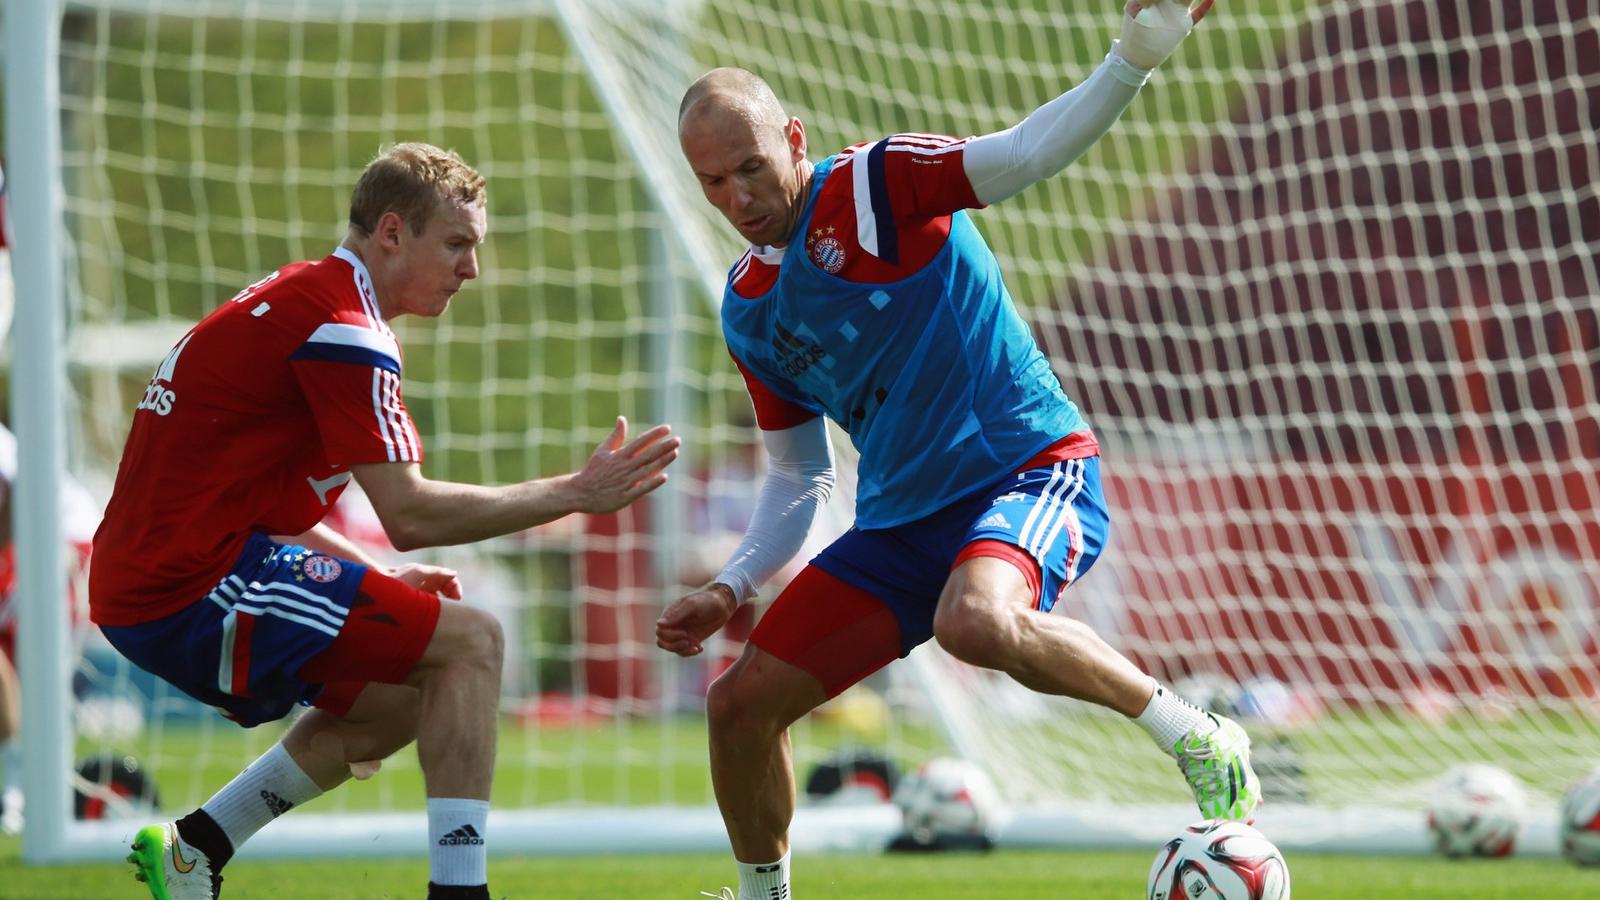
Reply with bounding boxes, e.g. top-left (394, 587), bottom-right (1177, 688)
top-left (678, 67), bottom-right (788, 134)
top-left (678, 67), bottom-right (813, 248)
